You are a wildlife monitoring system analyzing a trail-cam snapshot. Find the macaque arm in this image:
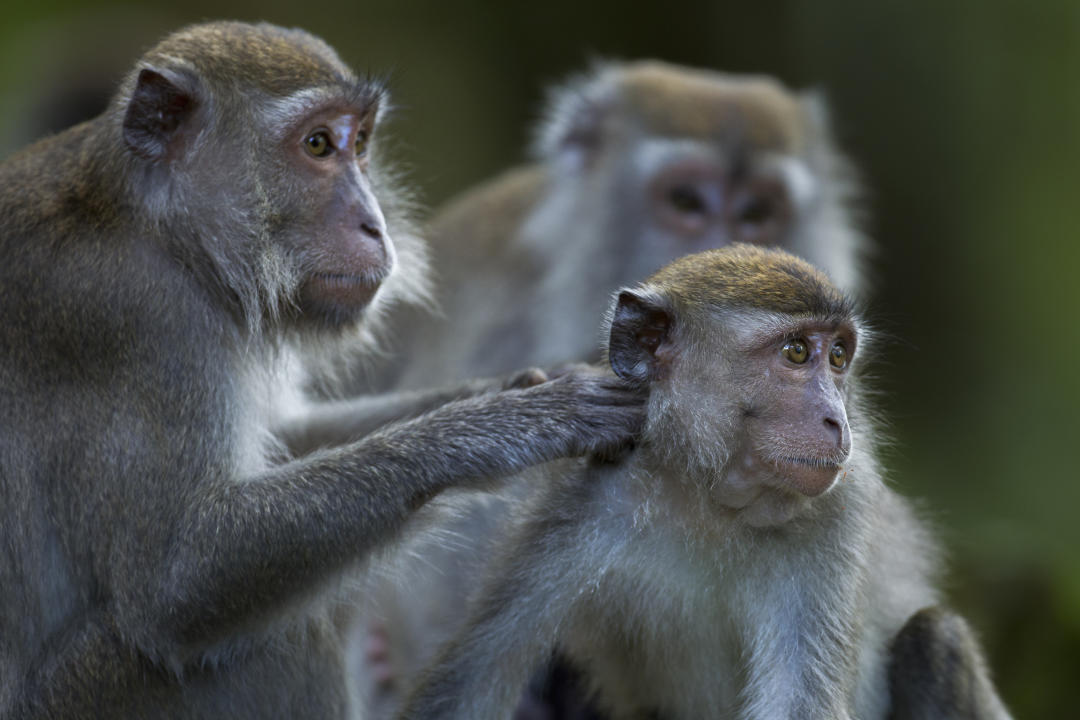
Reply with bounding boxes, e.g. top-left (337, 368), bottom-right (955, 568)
top-left (162, 373), bottom-right (638, 655)
top-left (277, 369), bottom-right (546, 456)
